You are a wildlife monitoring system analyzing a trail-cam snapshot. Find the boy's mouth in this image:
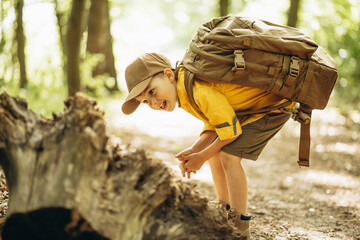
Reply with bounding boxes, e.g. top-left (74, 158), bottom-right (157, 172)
top-left (160, 100), bottom-right (167, 110)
